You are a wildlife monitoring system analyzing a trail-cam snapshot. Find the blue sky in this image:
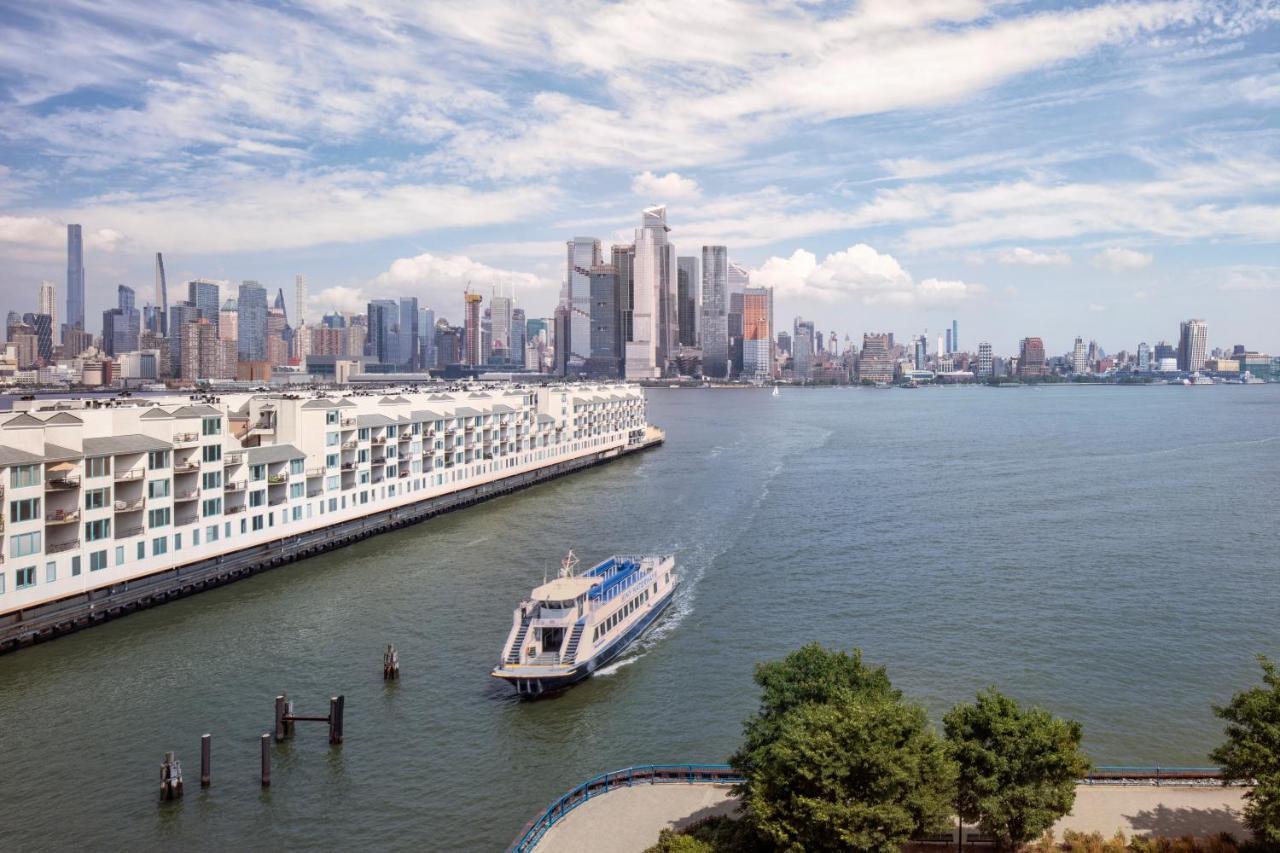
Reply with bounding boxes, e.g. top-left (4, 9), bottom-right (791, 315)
top-left (1, 0), bottom-right (1278, 355)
